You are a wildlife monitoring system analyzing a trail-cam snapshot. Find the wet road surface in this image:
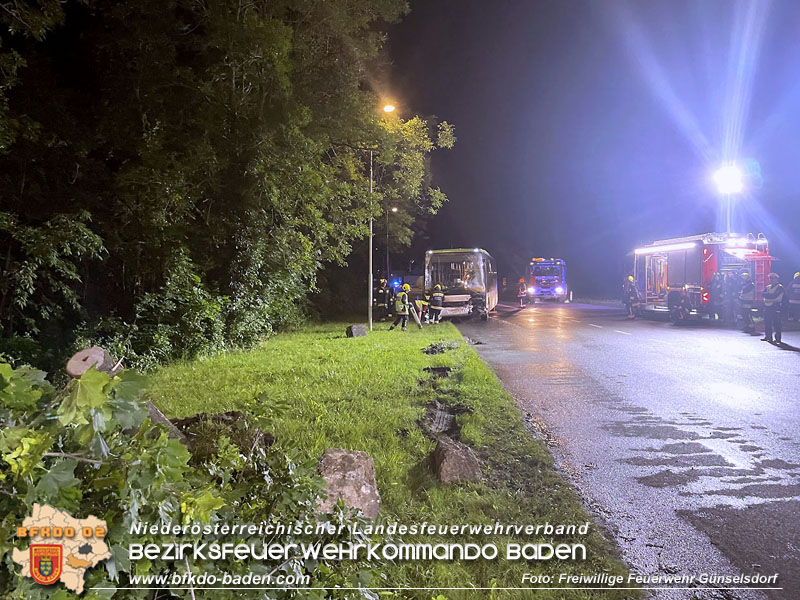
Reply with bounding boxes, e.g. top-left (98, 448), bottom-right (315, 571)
top-left (457, 302), bottom-right (800, 600)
